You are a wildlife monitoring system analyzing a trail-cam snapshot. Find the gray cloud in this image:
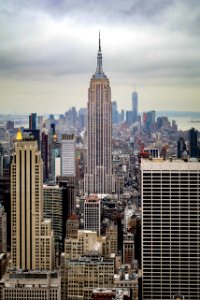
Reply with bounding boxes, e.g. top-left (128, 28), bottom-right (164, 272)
top-left (0, 0), bottom-right (200, 113)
